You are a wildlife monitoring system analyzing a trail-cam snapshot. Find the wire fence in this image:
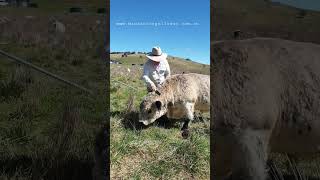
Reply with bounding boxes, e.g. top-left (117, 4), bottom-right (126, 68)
top-left (0, 49), bottom-right (94, 95)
